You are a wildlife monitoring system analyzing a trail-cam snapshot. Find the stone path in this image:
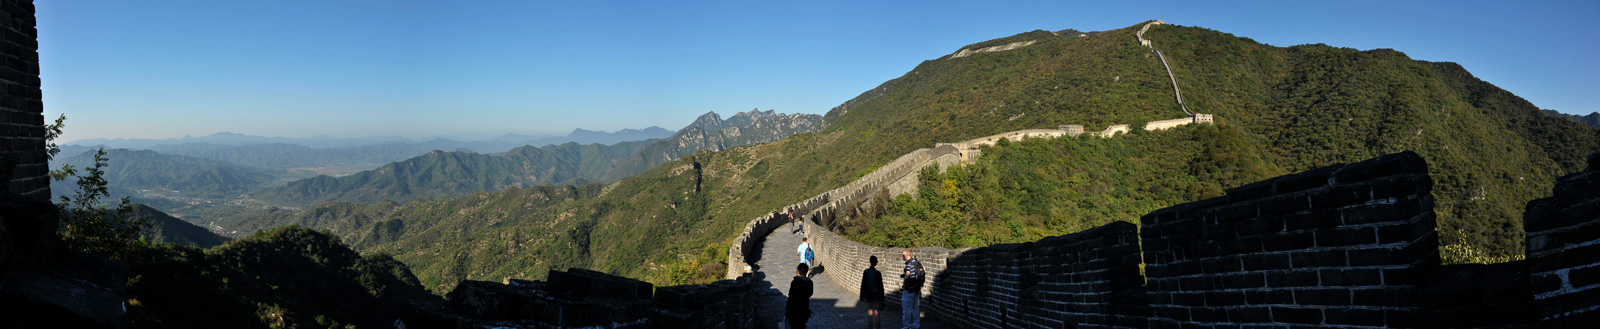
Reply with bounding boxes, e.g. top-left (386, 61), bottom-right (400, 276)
top-left (754, 223), bottom-right (953, 329)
